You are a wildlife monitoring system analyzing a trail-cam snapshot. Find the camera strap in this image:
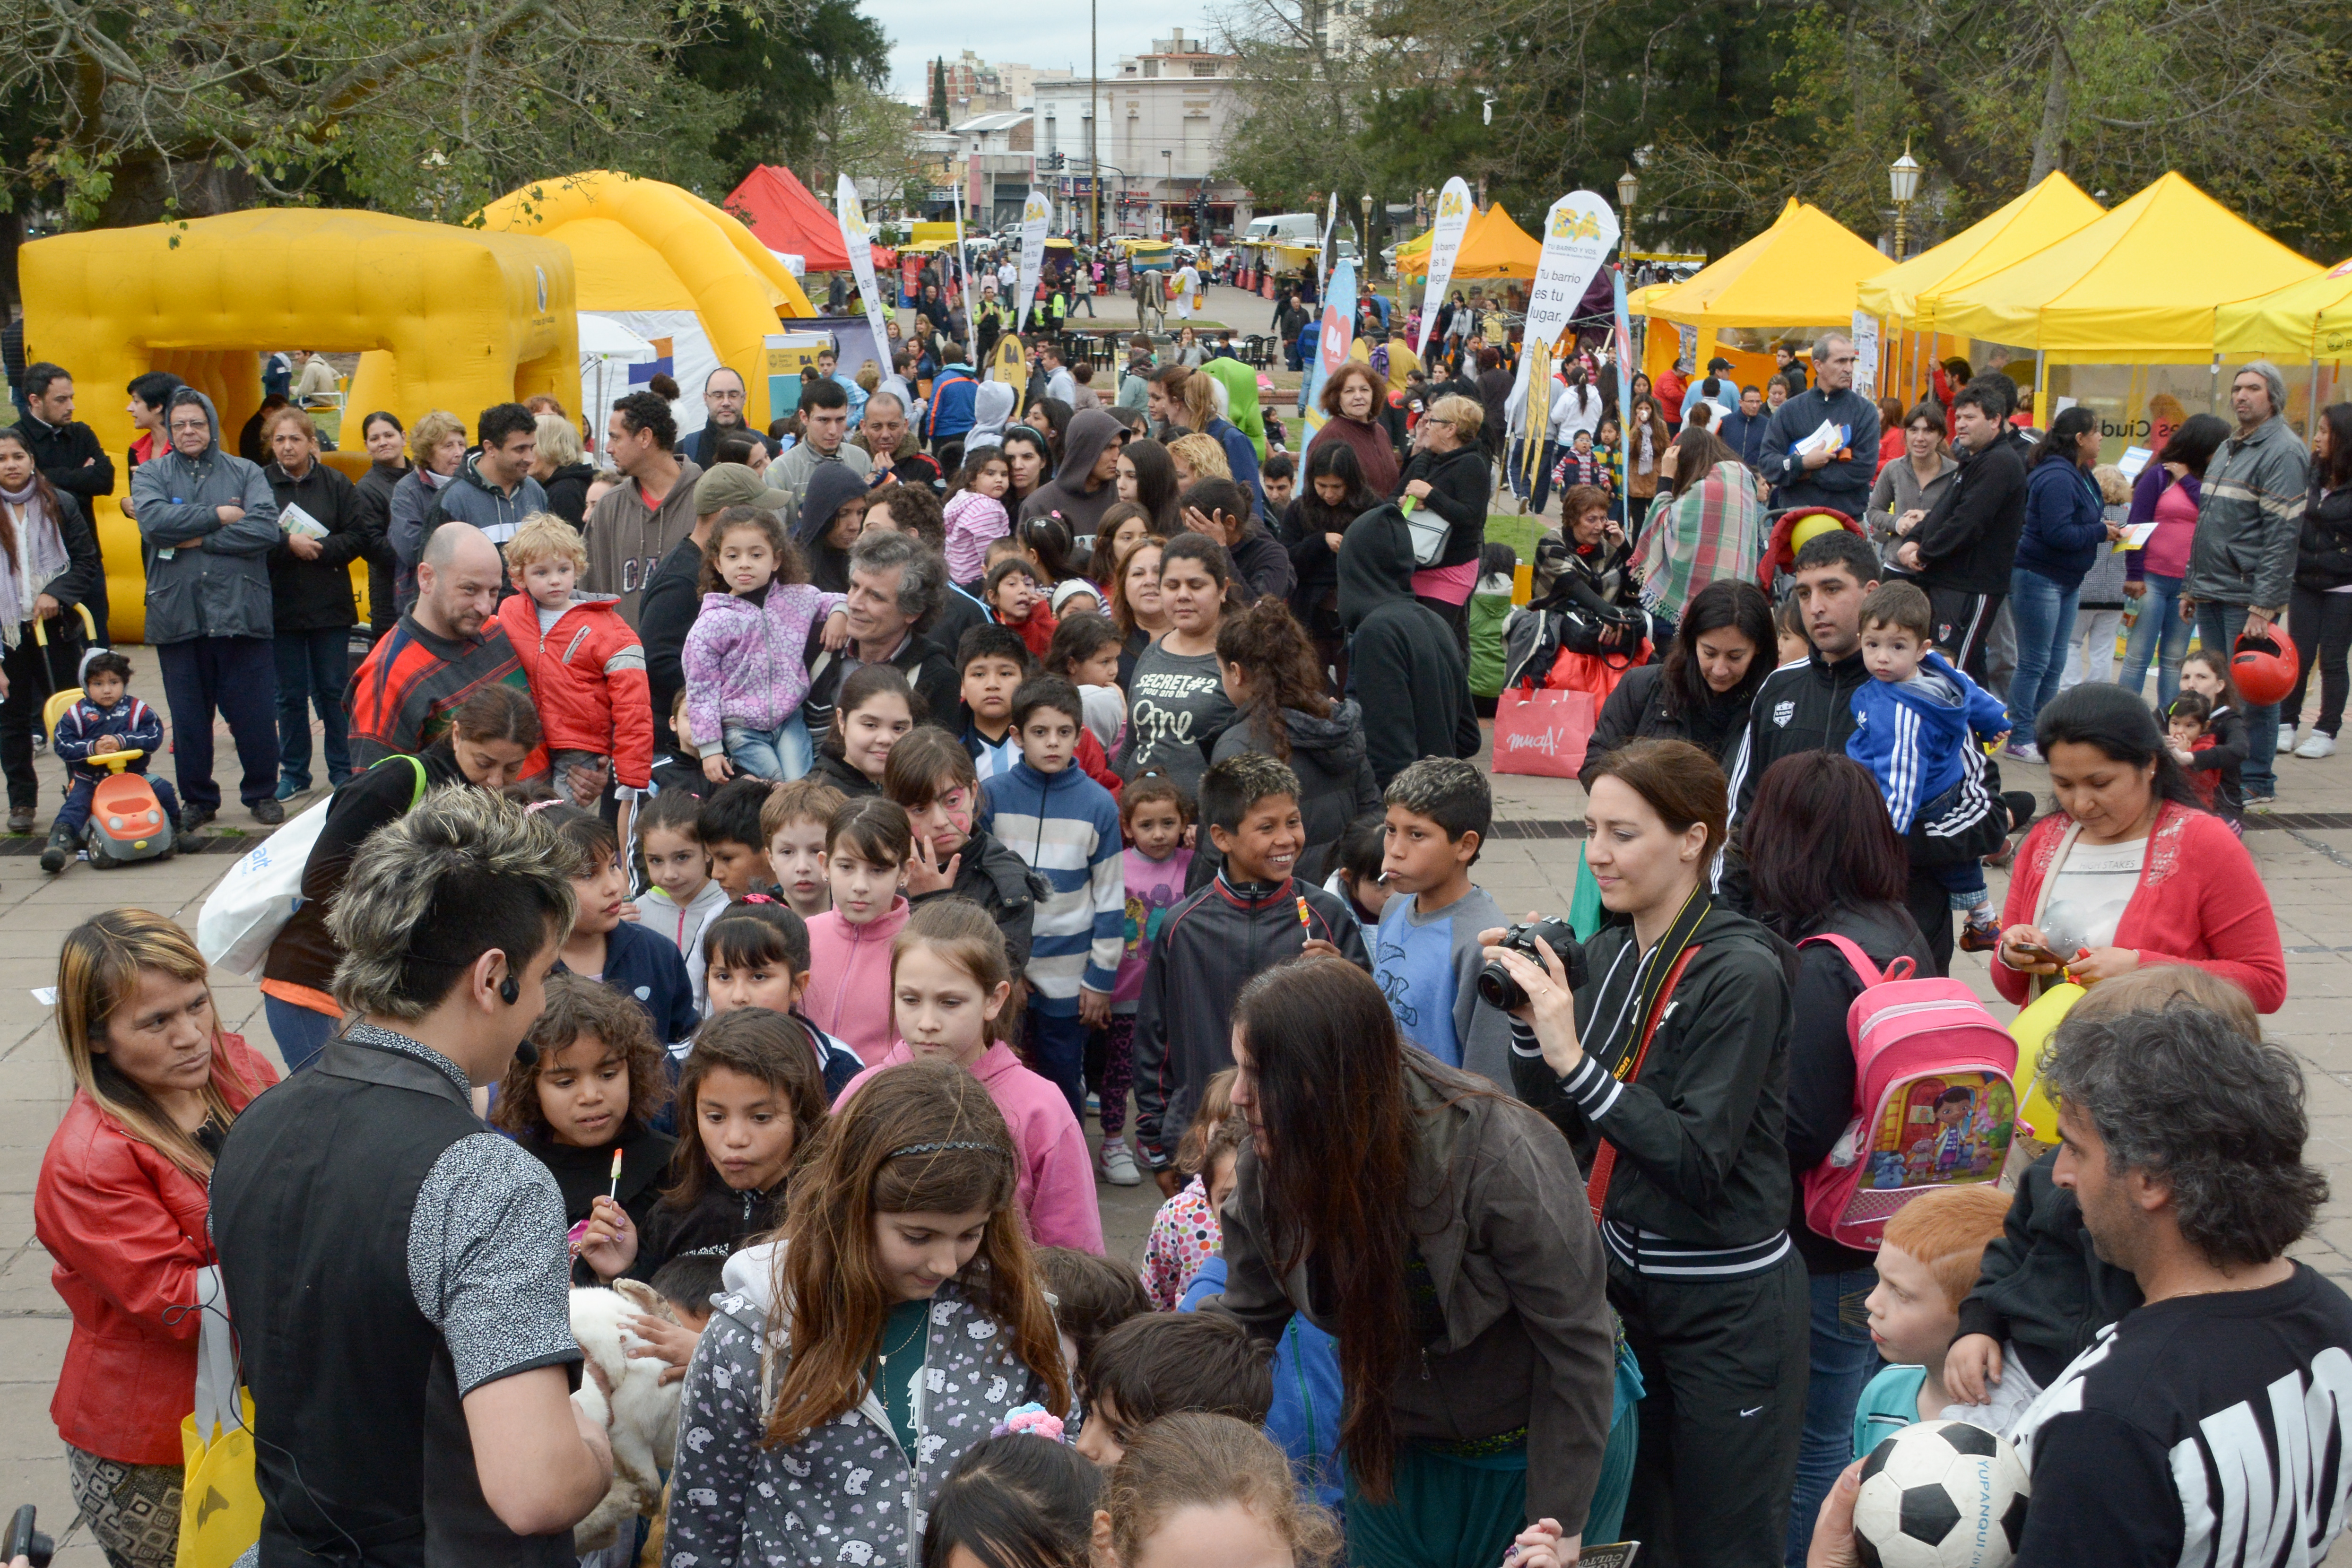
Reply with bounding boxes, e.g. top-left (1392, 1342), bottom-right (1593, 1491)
top-left (1583, 944), bottom-right (1702, 1226)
